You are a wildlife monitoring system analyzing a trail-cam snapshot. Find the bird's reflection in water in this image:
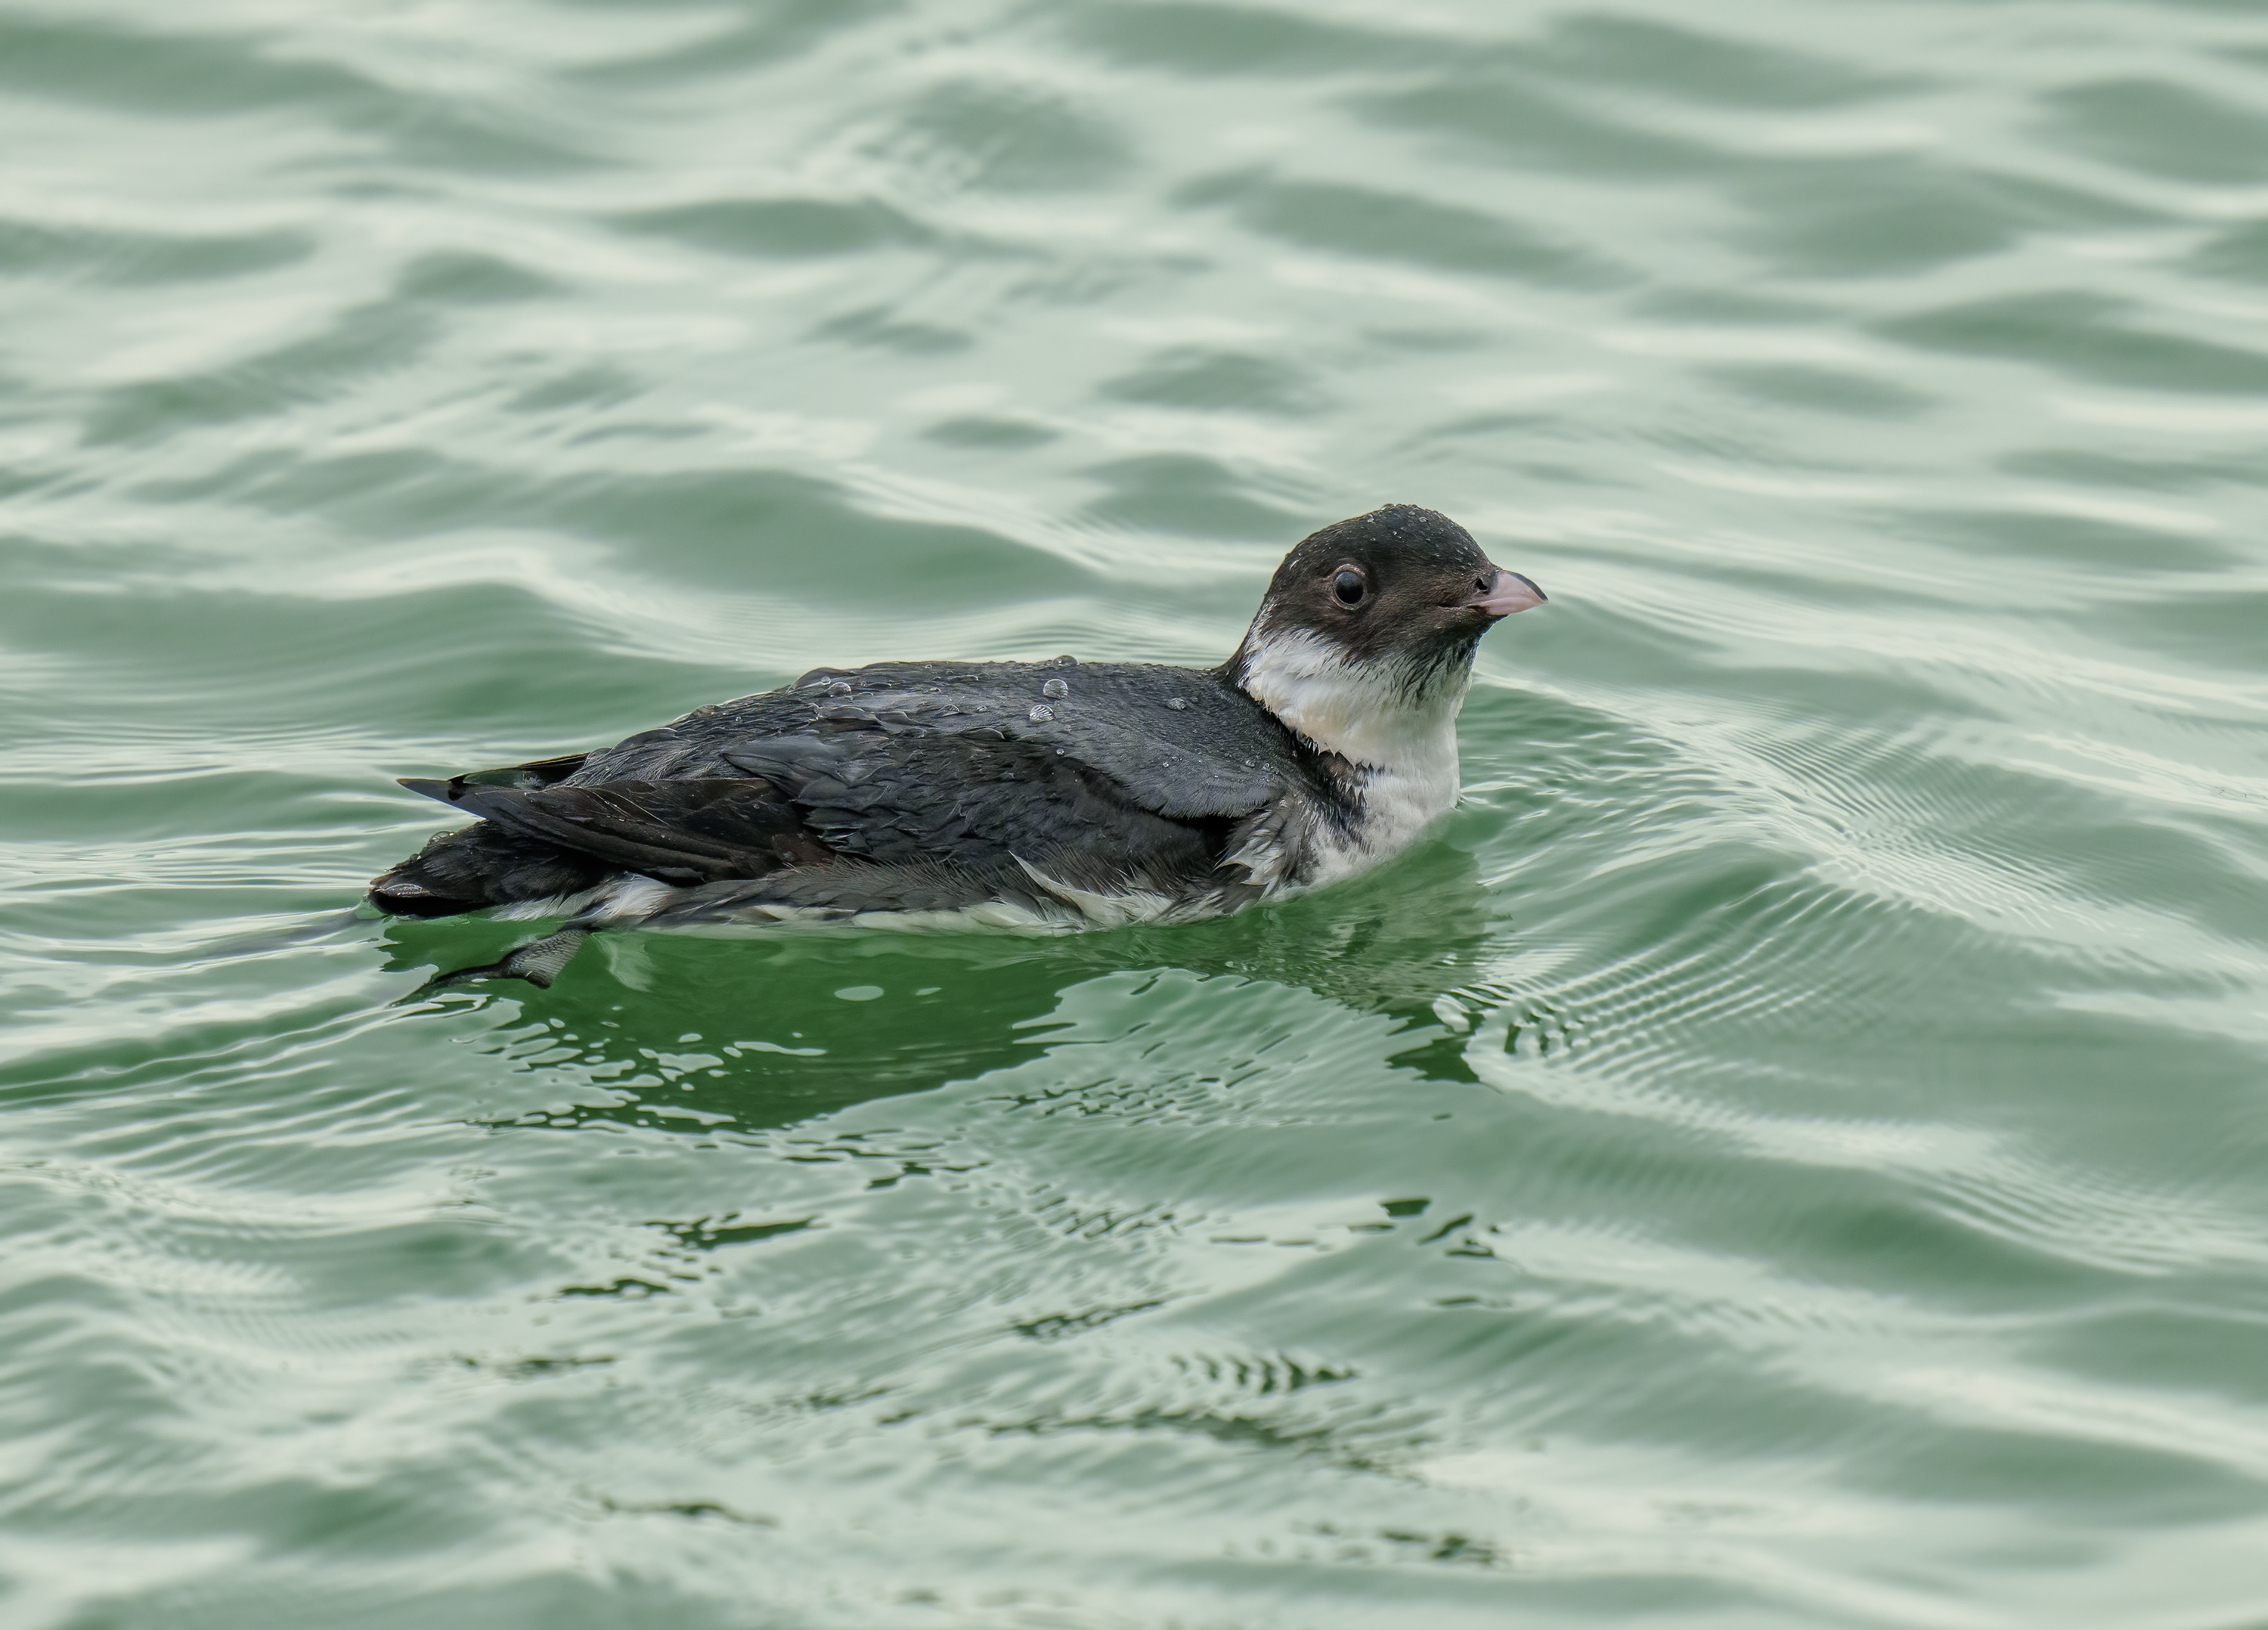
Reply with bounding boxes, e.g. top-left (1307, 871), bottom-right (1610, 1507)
top-left (382, 843), bottom-right (1498, 1132)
